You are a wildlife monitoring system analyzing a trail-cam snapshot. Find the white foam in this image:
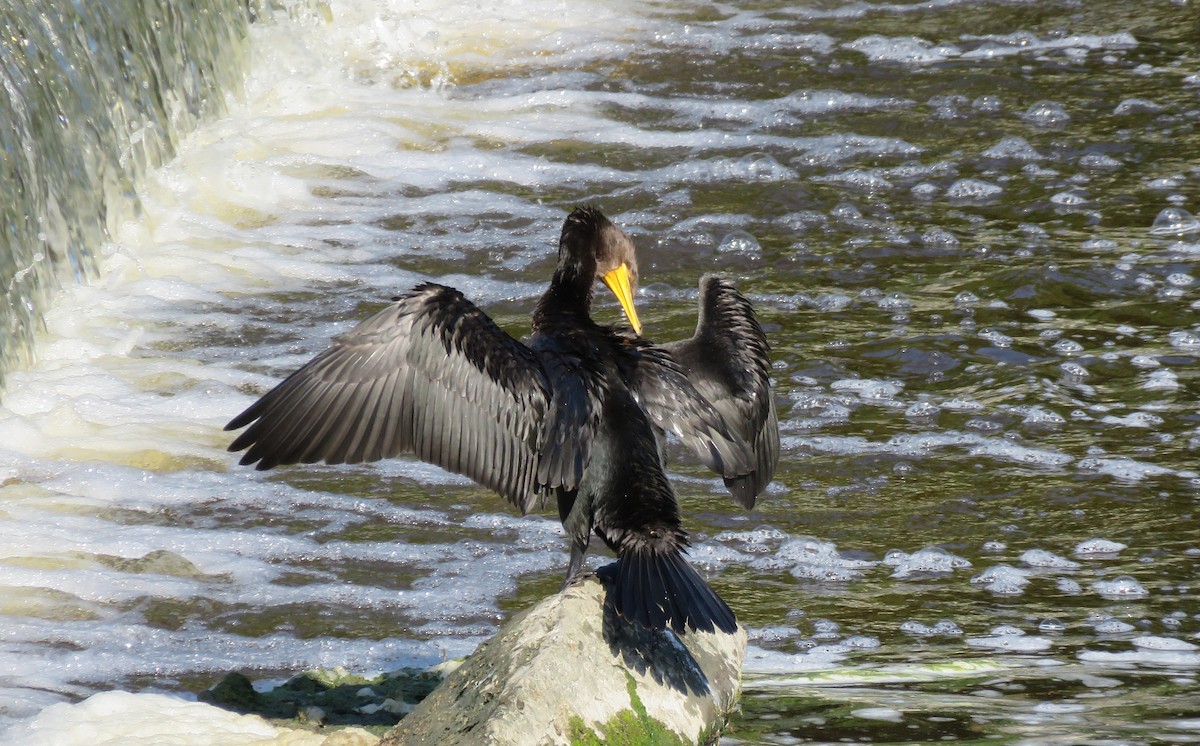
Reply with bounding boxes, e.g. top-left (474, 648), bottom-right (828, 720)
top-left (971, 564), bottom-right (1031, 595)
top-left (852, 707), bottom-right (903, 722)
top-left (1074, 538), bottom-right (1128, 556)
top-left (741, 645), bottom-right (848, 675)
top-left (1077, 457), bottom-right (1176, 481)
top-left (750, 537), bottom-right (875, 581)
top-left (1020, 549), bottom-right (1080, 570)
top-left (945, 178), bottom-right (1003, 200)
top-left (1093, 576), bottom-right (1149, 599)
top-left (3, 691), bottom-right (303, 746)
top-left (900, 619), bottom-right (962, 637)
top-left (884, 547), bottom-right (971, 578)
top-left (981, 135), bottom-right (1043, 161)
top-left (966, 631), bottom-right (1052, 653)
top-left (1079, 648), bottom-right (1200, 667)
top-left (843, 35), bottom-right (961, 64)
top-left (1134, 636), bottom-right (1198, 651)
top-left (1022, 101), bottom-right (1071, 126)
top-left (829, 378), bottom-right (904, 400)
